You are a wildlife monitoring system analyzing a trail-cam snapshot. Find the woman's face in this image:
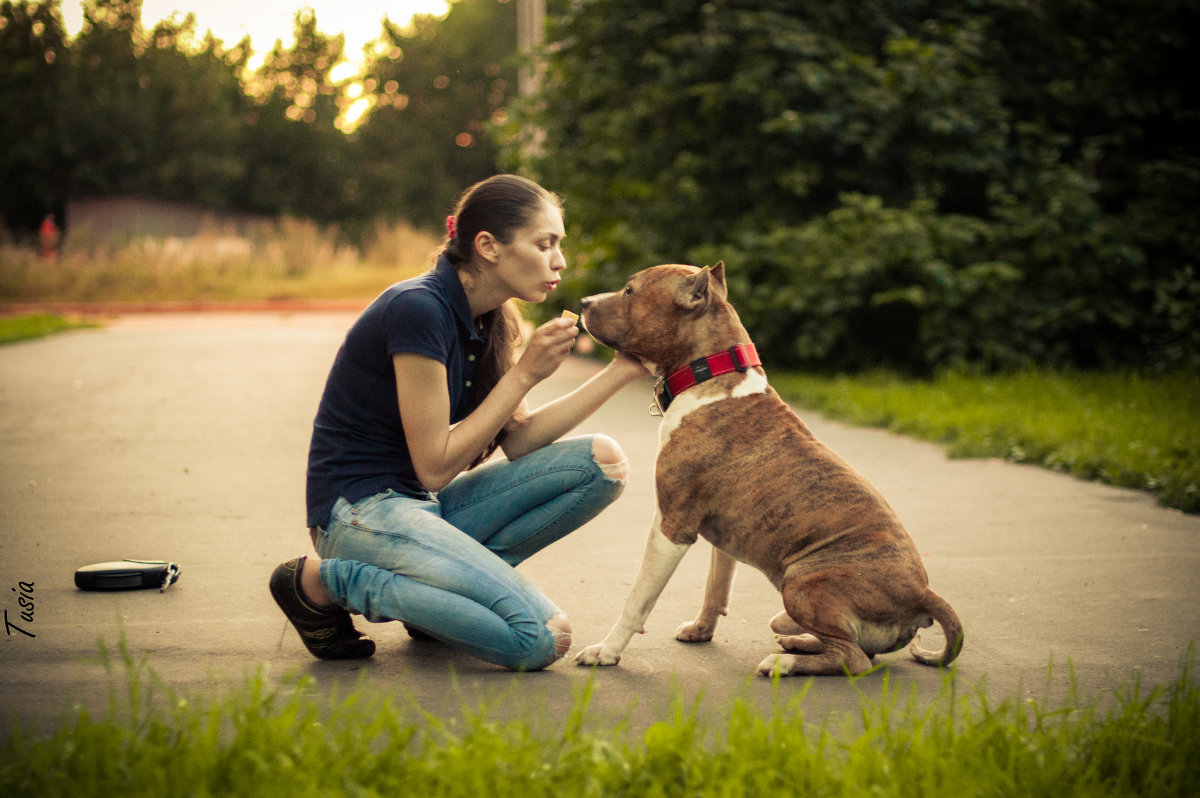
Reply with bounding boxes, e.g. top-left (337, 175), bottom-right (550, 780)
top-left (492, 199), bottom-right (567, 303)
